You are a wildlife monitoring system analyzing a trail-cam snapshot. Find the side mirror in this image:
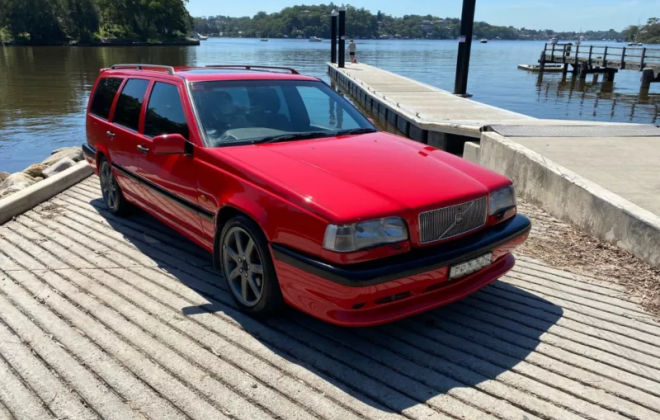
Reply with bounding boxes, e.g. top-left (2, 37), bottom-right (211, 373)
top-left (153, 134), bottom-right (187, 155)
